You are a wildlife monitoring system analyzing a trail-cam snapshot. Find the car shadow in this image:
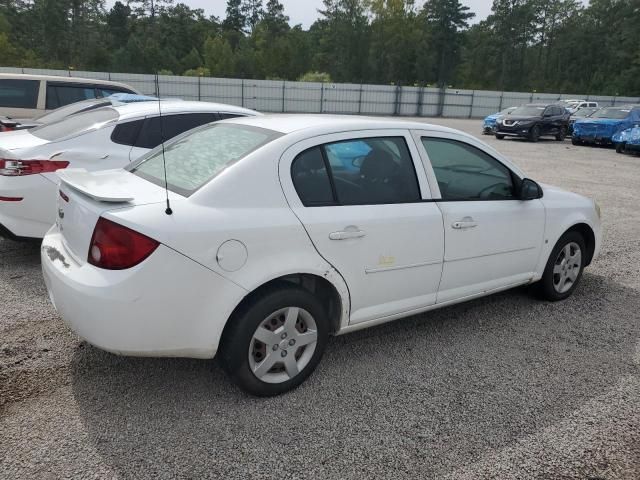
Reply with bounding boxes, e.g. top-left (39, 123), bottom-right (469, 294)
top-left (70, 273), bottom-right (640, 479)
